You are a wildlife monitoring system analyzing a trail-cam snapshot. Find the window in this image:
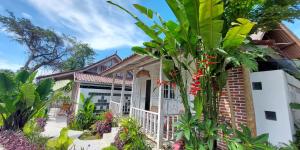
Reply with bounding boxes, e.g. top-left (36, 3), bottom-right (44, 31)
top-left (252, 82), bottom-right (262, 90)
top-left (163, 84), bottom-right (169, 98)
top-left (265, 111), bottom-right (277, 121)
top-left (163, 83), bottom-right (175, 99)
